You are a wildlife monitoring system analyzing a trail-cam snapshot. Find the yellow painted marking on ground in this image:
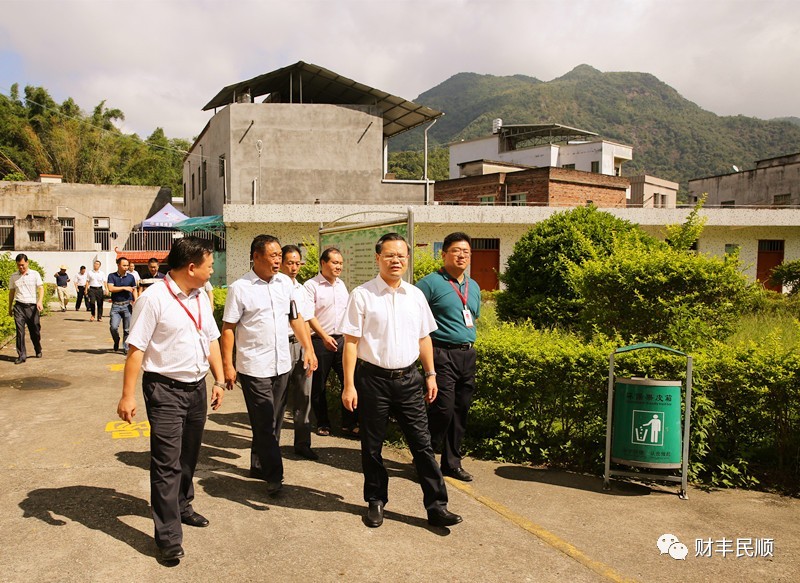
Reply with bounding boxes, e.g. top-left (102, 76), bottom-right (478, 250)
top-left (107, 363), bottom-right (125, 372)
top-left (445, 478), bottom-right (638, 583)
top-left (105, 420), bottom-right (150, 439)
